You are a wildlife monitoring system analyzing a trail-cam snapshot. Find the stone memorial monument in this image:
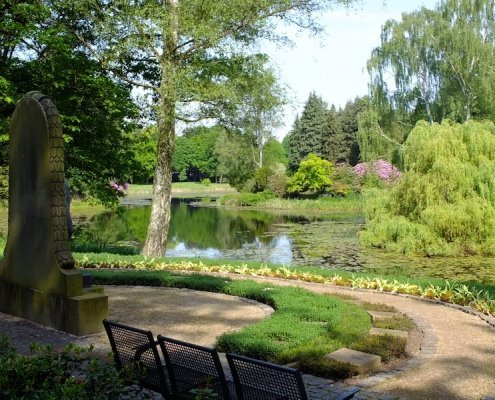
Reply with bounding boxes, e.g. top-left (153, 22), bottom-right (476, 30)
top-left (0, 91), bottom-right (107, 335)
